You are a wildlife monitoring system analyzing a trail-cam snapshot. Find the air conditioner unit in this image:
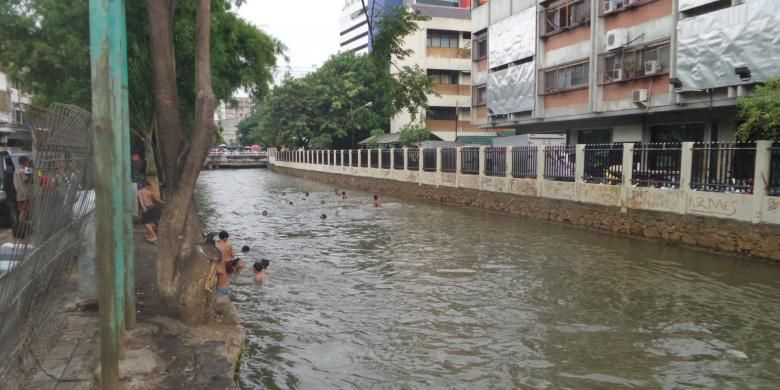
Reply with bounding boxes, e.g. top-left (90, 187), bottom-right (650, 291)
top-left (606, 29), bottom-right (626, 51)
top-left (644, 60), bottom-right (660, 75)
top-left (604, 0), bottom-right (615, 14)
top-left (613, 68), bottom-right (624, 82)
top-left (632, 89), bottom-right (649, 103)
